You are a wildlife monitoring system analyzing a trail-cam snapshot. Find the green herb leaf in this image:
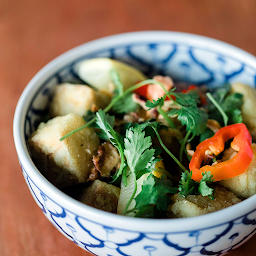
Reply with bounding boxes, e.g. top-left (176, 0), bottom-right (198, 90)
top-left (178, 171), bottom-right (215, 199)
top-left (95, 109), bottom-right (126, 183)
top-left (161, 89), bottom-right (209, 136)
top-left (168, 106), bottom-right (208, 136)
top-left (135, 146), bottom-right (163, 180)
top-left (145, 97), bottom-right (165, 109)
top-left (208, 84), bottom-right (243, 126)
top-left (112, 93), bottom-right (139, 113)
top-left (178, 171), bottom-right (196, 197)
top-left (135, 173), bottom-right (177, 213)
top-left (171, 90), bottom-right (200, 107)
top-left (229, 109), bottom-right (242, 124)
top-left (122, 125), bottom-right (158, 214)
top-left (211, 84), bottom-right (230, 104)
top-left (95, 109), bottom-right (116, 143)
top-left (223, 92), bottom-right (243, 110)
top-left (110, 70), bottom-right (139, 114)
top-left (134, 204), bottom-right (156, 218)
top-left (124, 126), bottom-right (155, 175)
top-left (110, 69), bottom-right (123, 95)
top-left (83, 110), bottom-right (96, 123)
top-left (198, 172), bottom-right (215, 199)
